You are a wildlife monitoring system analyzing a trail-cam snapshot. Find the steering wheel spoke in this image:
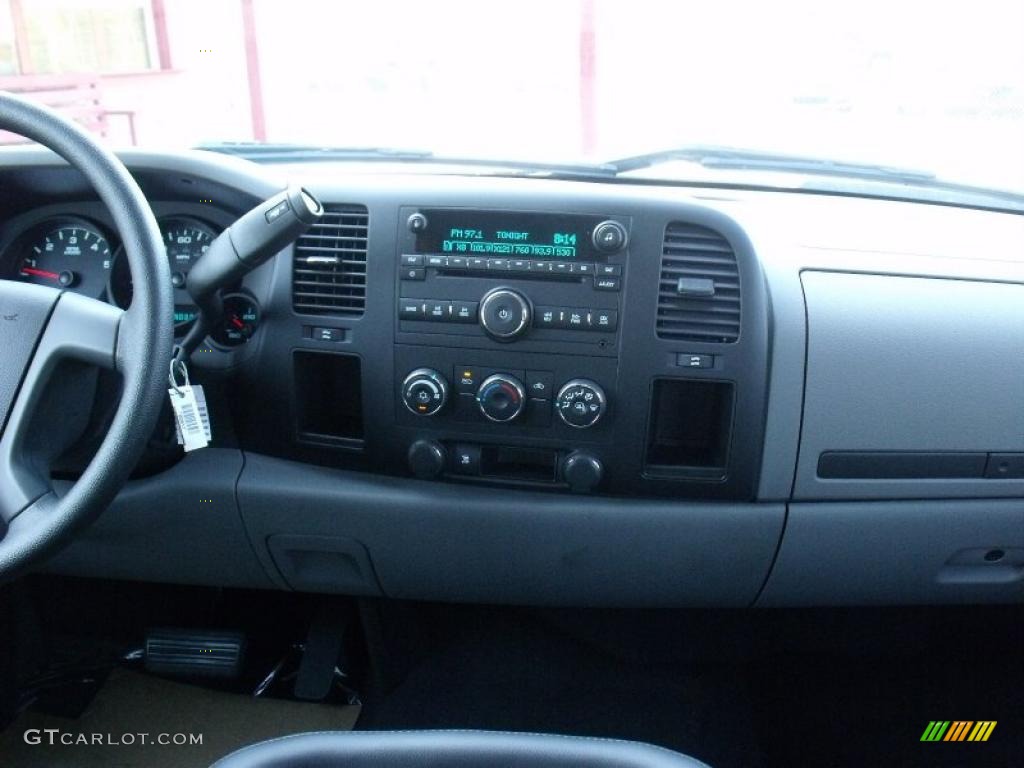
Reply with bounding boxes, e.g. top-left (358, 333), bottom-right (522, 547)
top-left (0, 288), bottom-right (123, 524)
